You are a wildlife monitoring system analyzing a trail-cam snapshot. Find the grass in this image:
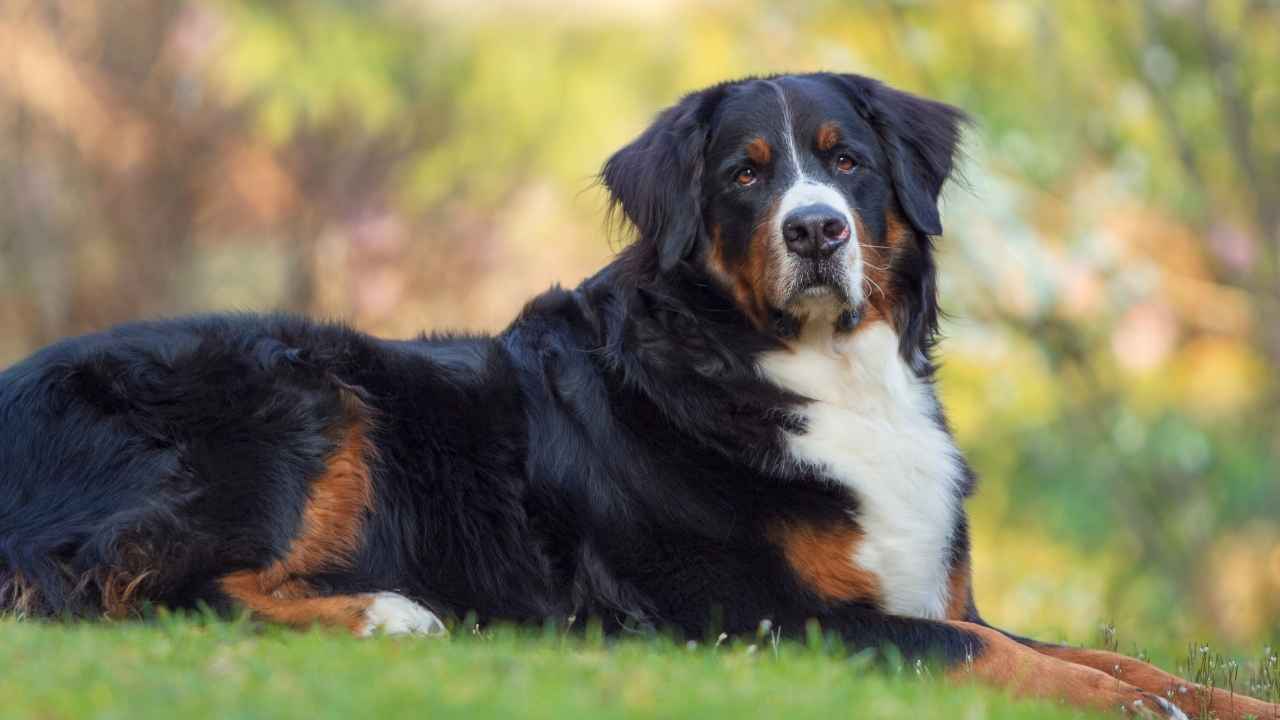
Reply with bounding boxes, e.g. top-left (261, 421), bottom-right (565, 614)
top-left (3, 614), bottom-right (1275, 720)
top-left (0, 614), bottom-right (1106, 720)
